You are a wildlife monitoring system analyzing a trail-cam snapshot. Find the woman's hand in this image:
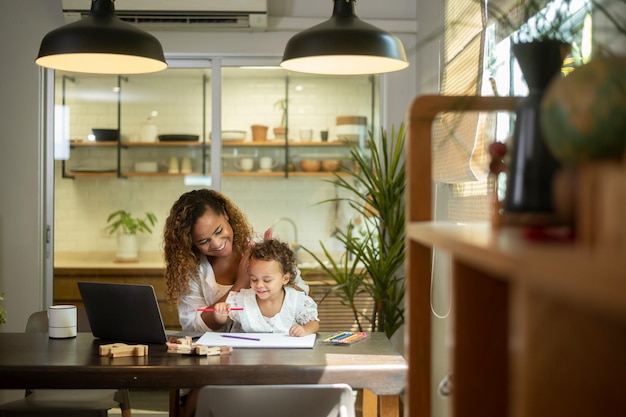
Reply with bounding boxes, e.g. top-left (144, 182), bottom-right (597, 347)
top-left (263, 227), bottom-right (273, 240)
top-left (233, 242), bottom-right (253, 290)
